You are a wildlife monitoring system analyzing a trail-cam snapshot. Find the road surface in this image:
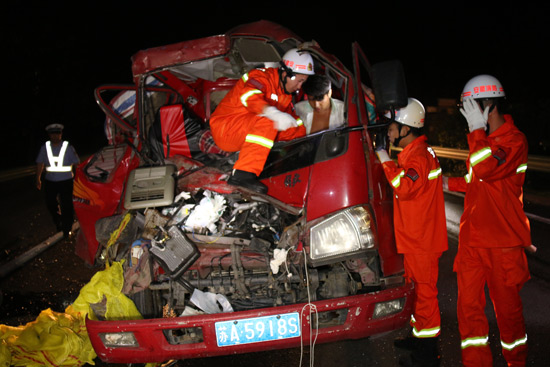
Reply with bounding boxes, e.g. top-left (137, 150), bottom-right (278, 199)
top-left (0, 176), bottom-right (549, 366)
